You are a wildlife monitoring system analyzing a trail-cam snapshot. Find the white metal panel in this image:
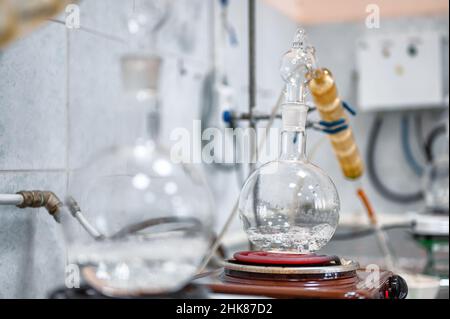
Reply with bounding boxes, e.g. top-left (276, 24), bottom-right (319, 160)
top-left (356, 31), bottom-right (444, 111)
